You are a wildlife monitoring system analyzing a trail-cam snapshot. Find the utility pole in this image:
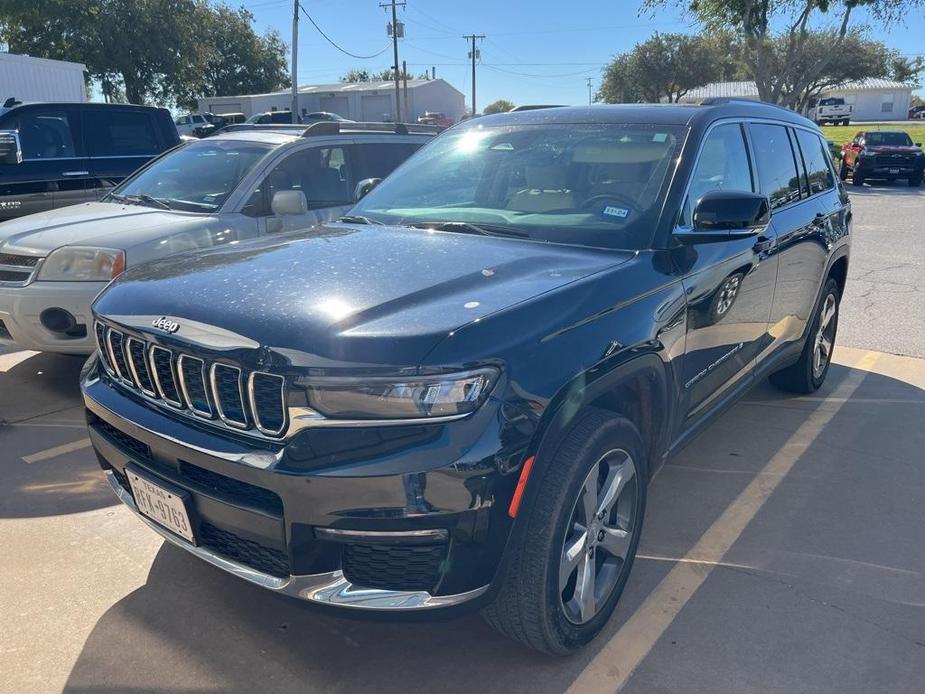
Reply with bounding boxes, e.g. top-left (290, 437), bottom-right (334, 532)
top-left (381, 0), bottom-right (406, 123)
top-left (291, 0), bottom-right (299, 123)
top-left (463, 33), bottom-right (484, 116)
top-left (587, 77), bottom-right (594, 105)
